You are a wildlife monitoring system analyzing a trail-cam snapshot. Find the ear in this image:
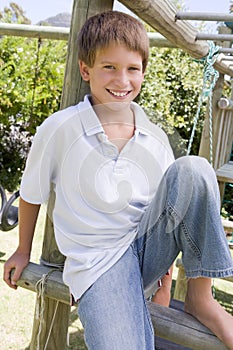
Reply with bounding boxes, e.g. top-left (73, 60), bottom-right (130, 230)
top-left (79, 60), bottom-right (90, 81)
